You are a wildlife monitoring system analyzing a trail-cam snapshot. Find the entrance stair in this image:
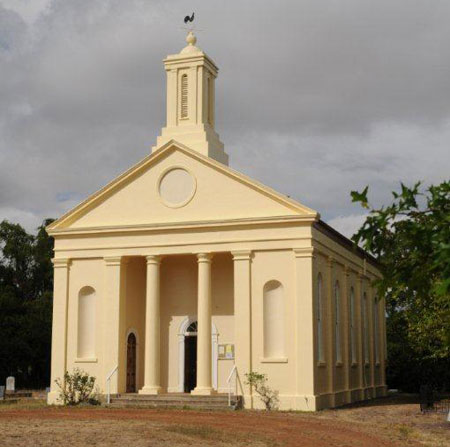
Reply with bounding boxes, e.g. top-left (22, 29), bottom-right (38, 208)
top-left (109, 393), bottom-right (241, 410)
